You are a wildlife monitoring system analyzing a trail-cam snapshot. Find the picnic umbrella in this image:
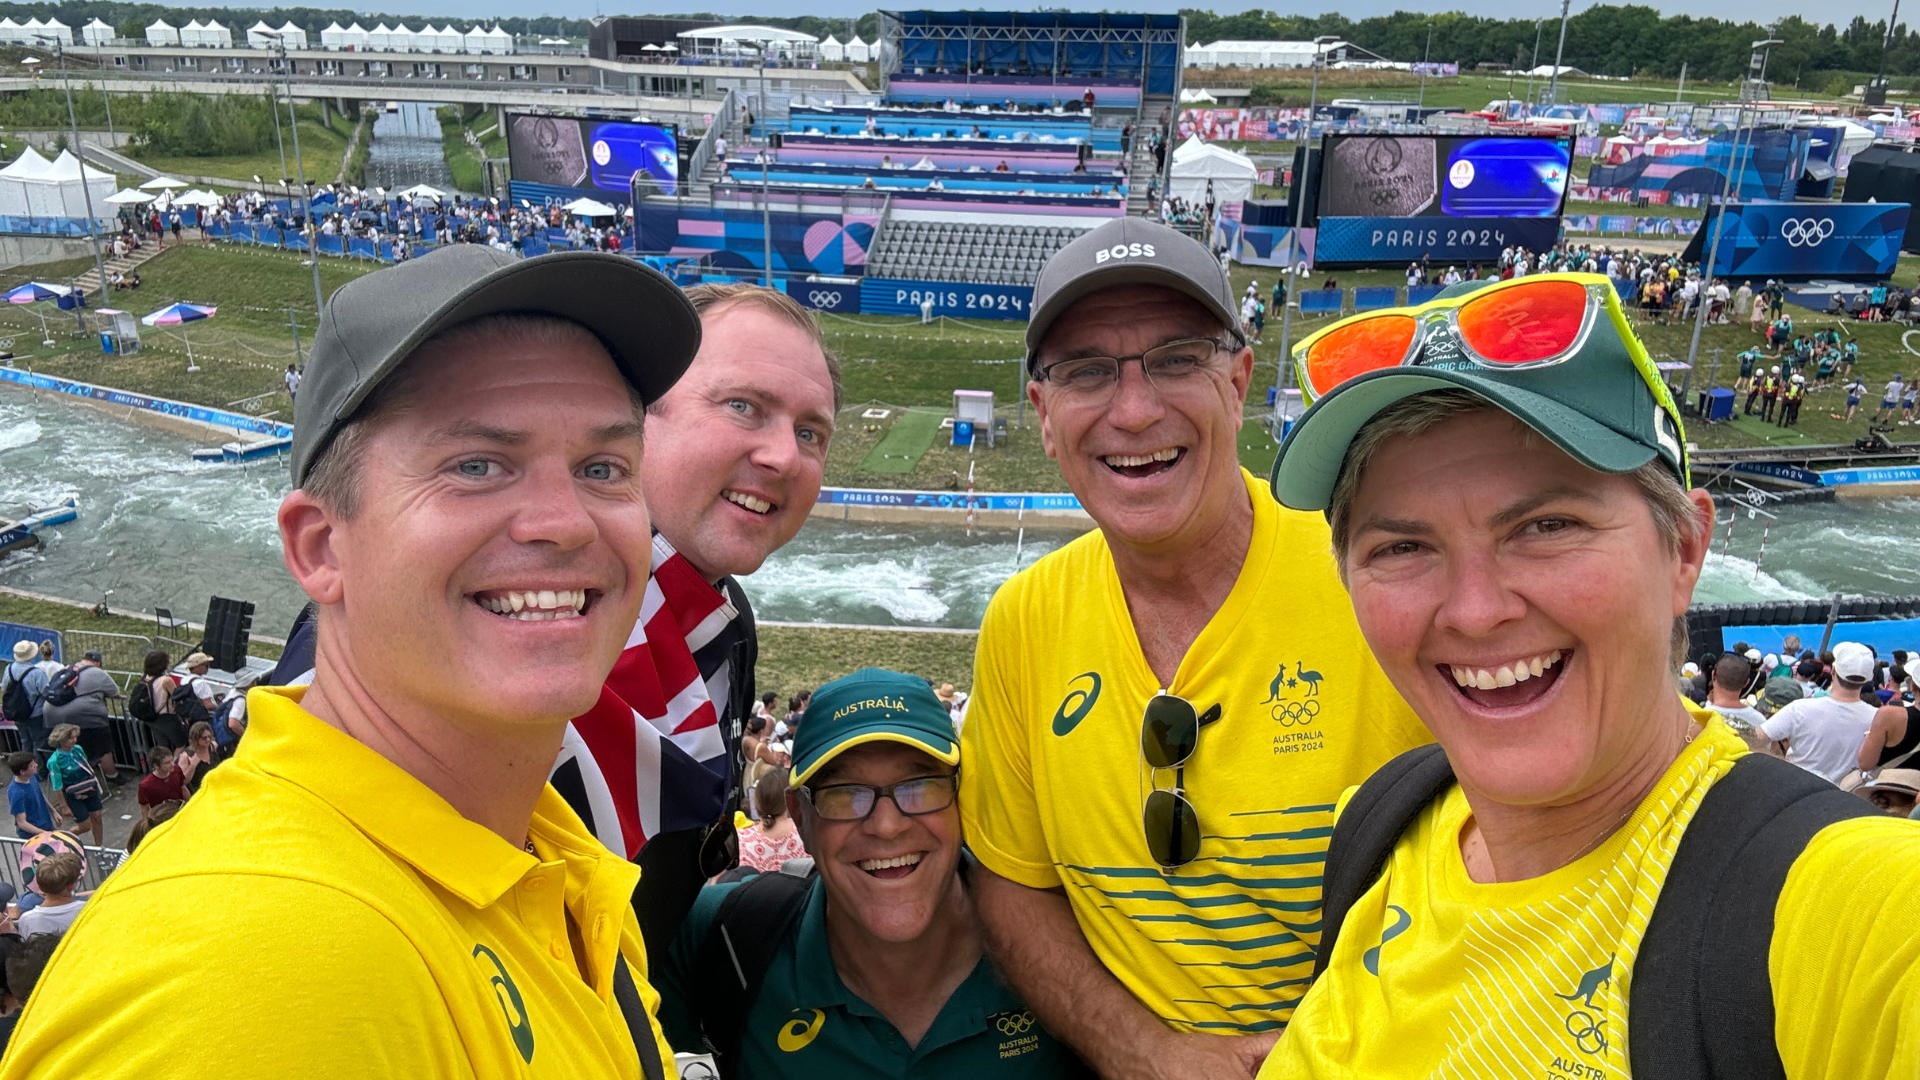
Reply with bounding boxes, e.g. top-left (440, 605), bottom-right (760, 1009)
top-left (104, 188), bottom-right (156, 205)
top-left (140, 302), bottom-right (216, 371)
top-left (561, 197), bottom-right (617, 218)
top-left (138, 176), bottom-right (188, 191)
top-left (5, 281), bottom-right (72, 345)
